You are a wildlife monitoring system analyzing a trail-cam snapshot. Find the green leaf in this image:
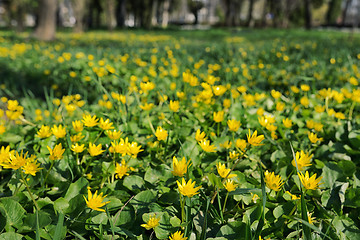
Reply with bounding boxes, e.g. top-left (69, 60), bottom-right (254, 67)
top-left (344, 188), bottom-right (360, 208)
top-left (273, 202), bottom-right (295, 219)
top-left (64, 177), bottom-right (88, 201)
top-left (338, 160), bottom-right (356, 177)
top-left (53, 213), bottom-right (65, 240)
top-left (123, 175), bottom-right (145, 191)
top-left (23, 210), bottom-right (52, 230)
top-left (216, 221), bottom-right (245, 238)
top-left (53, 197), bottom-right (70, 214)
top-left (154, 212), bottom-right (171, 239)
top-left (0, 232), bottom-right (24, 240)
top-left (0, 198), bottom-right (26, 227)
top-left (170, 216), bottom-right (181, 227)
top-left (133, 190), bottom-right (157, 210)
top-left (322, 162), bottom-right (342, 188)
top-left (300, 193), bottom-right (312, 240)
